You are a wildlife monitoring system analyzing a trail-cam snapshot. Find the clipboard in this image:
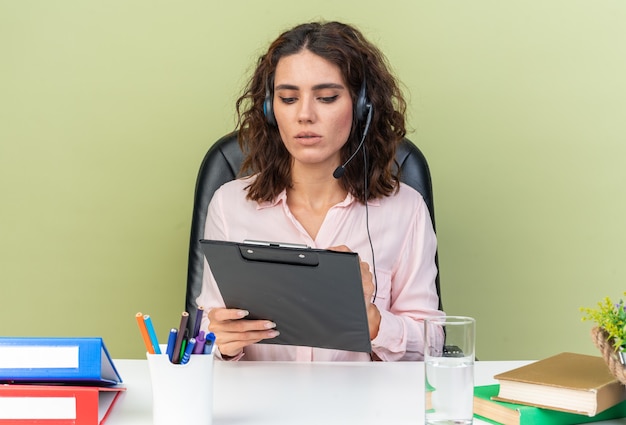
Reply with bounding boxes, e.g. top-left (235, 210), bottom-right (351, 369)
top-left (199, 239), bottom-right (372, 353)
